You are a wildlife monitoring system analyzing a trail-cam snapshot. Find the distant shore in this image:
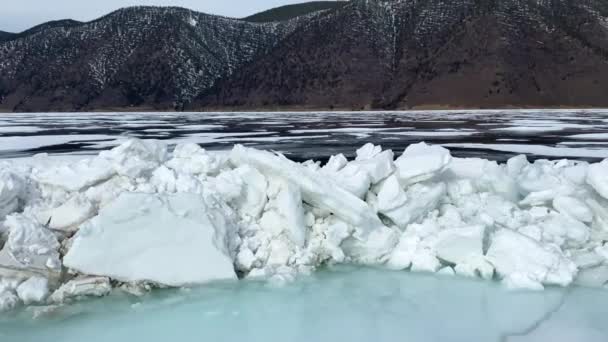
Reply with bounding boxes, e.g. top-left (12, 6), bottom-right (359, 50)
top-left (2, 104), bottom-right (608, 113)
